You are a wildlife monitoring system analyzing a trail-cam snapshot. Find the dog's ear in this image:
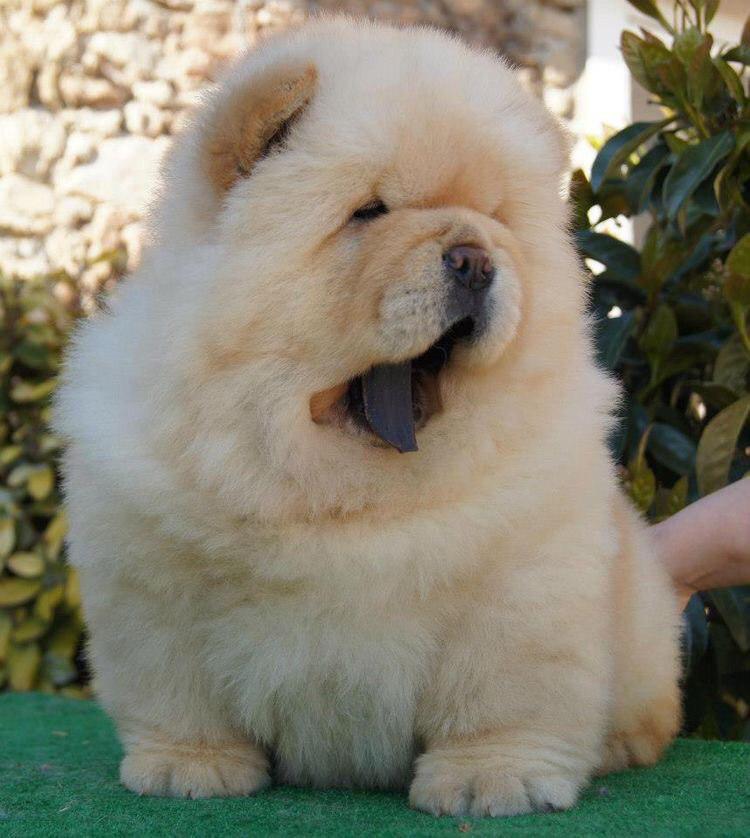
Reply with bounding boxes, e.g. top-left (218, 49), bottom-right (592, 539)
top-left (202, 62), bottom-right (318, 194)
